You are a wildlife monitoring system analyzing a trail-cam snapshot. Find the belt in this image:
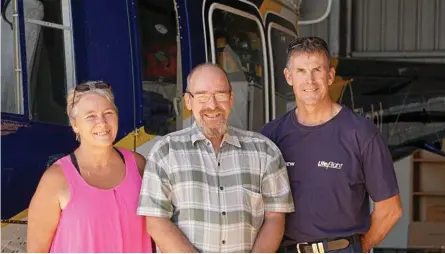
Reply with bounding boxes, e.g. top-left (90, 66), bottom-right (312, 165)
top-left (281, 235), bottom-right (361, 253)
